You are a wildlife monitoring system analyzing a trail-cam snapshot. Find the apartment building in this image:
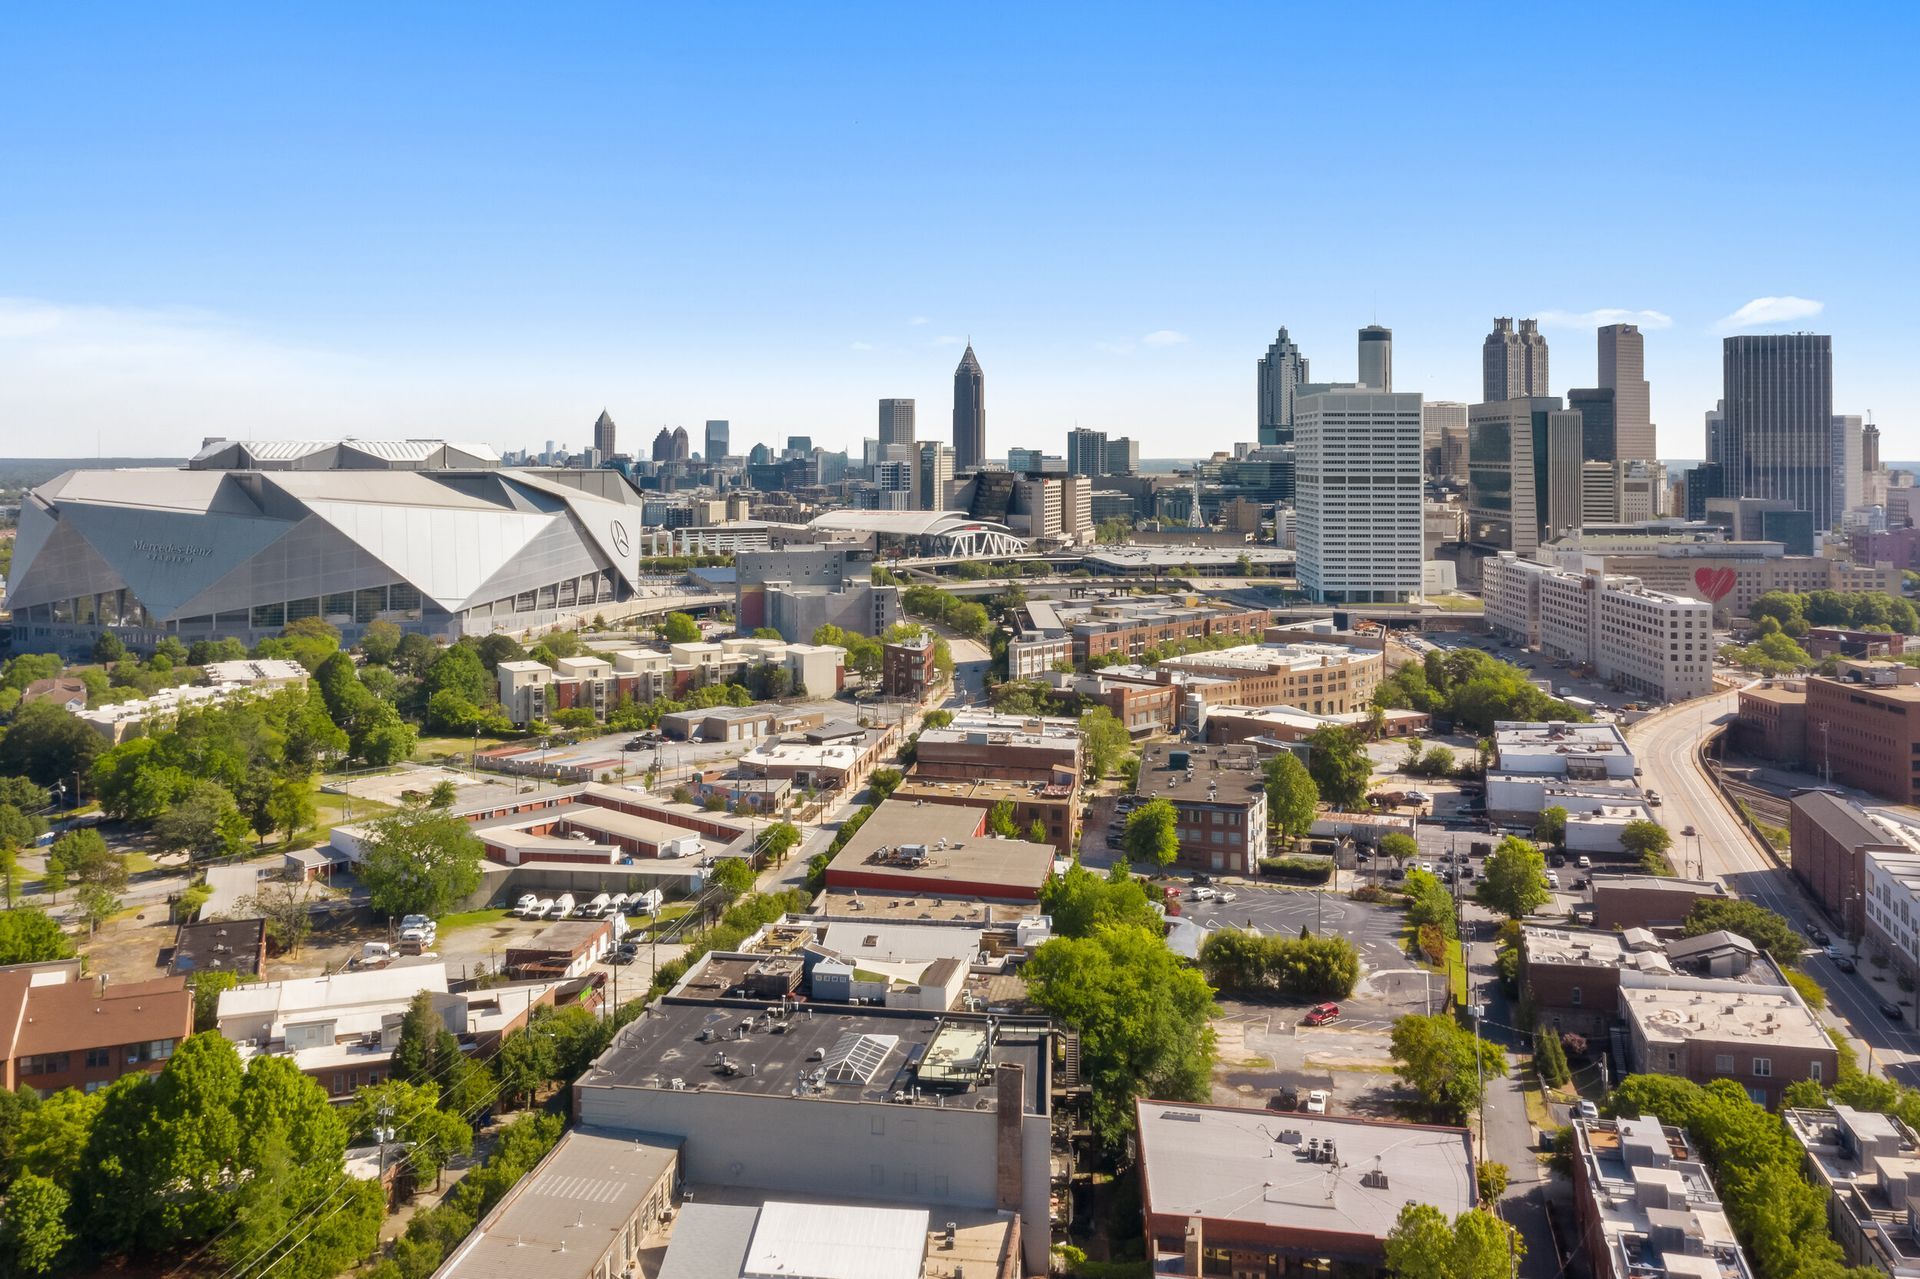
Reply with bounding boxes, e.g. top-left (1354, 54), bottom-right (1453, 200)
top-left (881, 632), bottom-right (937, 699)
top-left (1571, 1116), bottom-right (1757, 1279)
top-left (1006, 594), bottom-right (1274, 670)
top-left (1484, 554), bottom-right (1714, 701)
top-left (1541, 532), bottom-right (1898, 624)
top-left (1134, 742), bottom-right (1267, 876)
top-left (1735, 681), bottom-right (1808, 763)
top-left (1784, 1104), bottom-right (1920, 1279)
top-left (1, 963), bottom-right (193, 1095)
top-left (497, 640), bottom-right (846, 726)
top-left (1620, 968), bottom-right (1836, 1107)
top-left (1804, 665), bottom-right (1920, 805)
top-left (903, 712), bottom-right (1084, 853)
top-left (1788, 791), bottom-right (1919, 940)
